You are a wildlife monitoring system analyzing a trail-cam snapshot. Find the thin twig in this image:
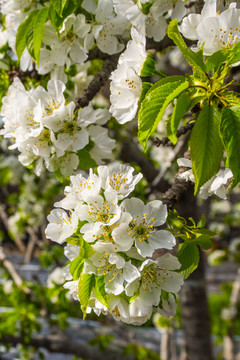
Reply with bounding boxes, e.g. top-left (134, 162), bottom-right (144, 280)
top-left (24, 228), bottom-right (39, 264)
top-left (153, 121), bottom-right (194, 148)
top-left (0, 246), bottom-right (30, 294)
top-left (0, 204), bottom-right (26, 253)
